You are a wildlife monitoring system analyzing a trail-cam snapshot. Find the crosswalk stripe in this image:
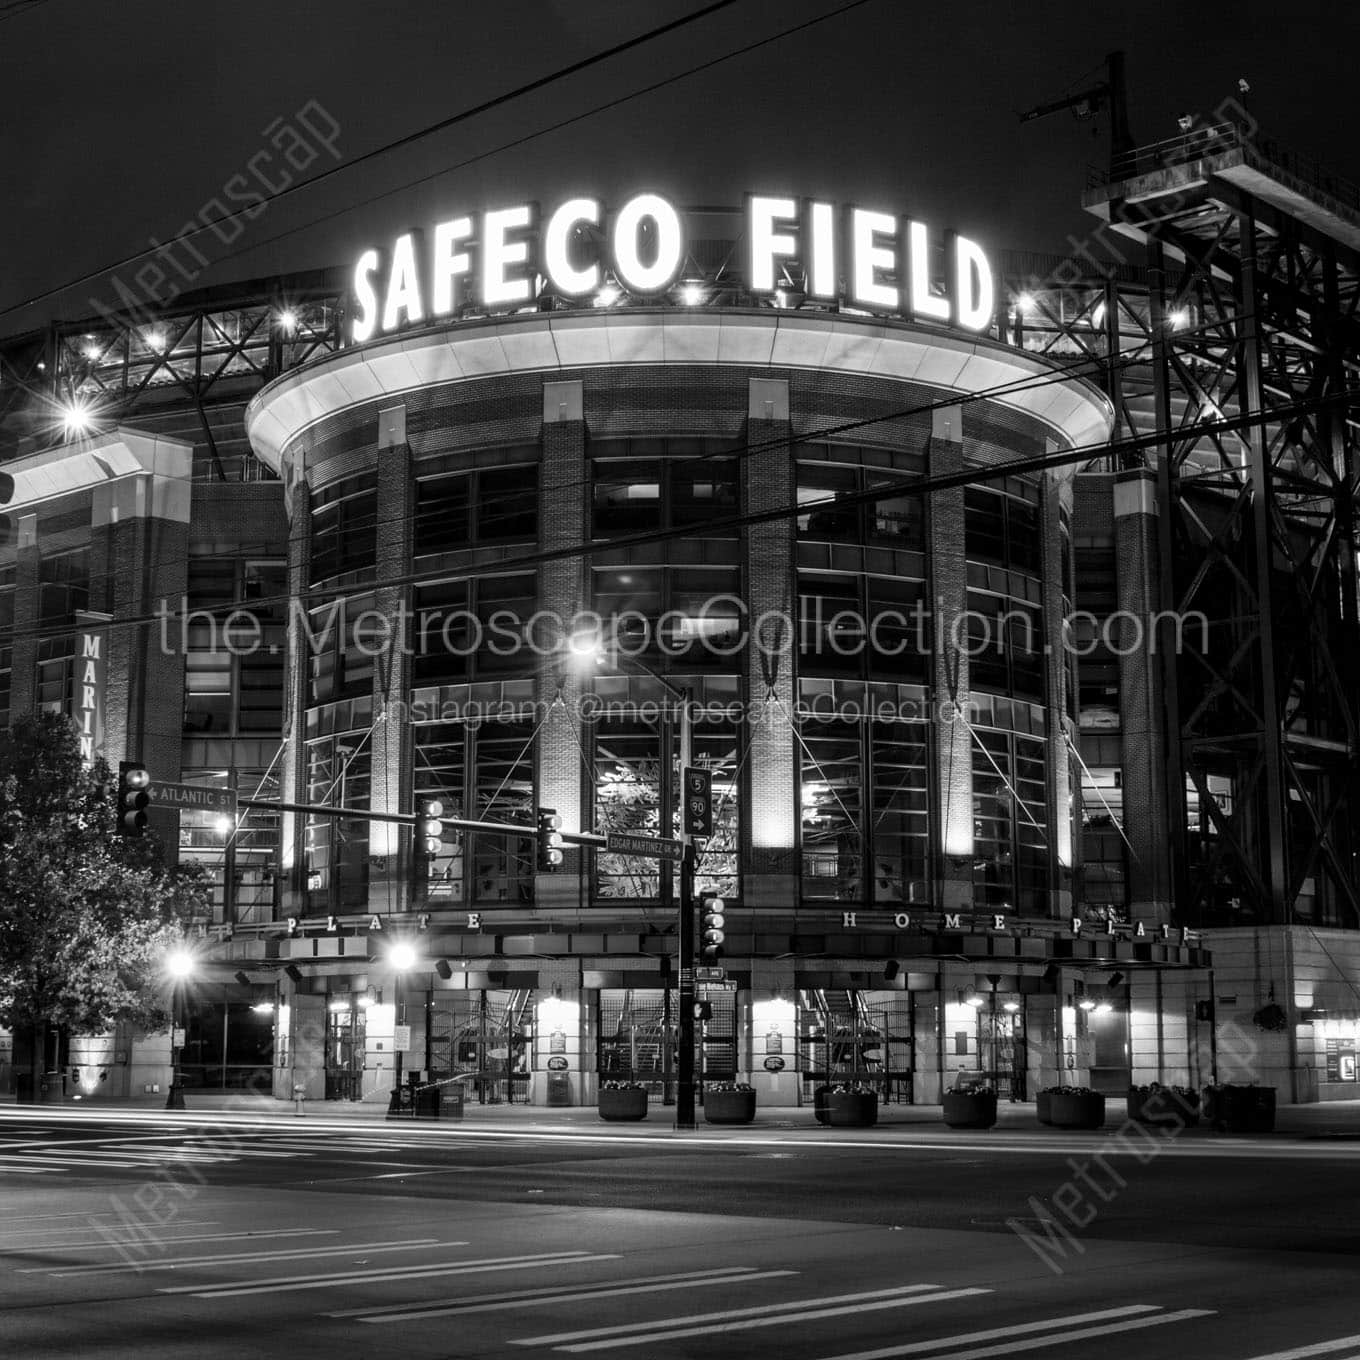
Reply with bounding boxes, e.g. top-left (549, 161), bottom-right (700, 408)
top-left (13, 1228), bottom-right (328, 1258)
top-left (161, 1250), bottom-right (619, 1298)
top-left (34, 1236), bottom-right (446, 1276)
top-left (326, 1267), bottom-right (766, 1319)
top-left (1237, 1339), bottom-right (1360, 1360)
top-left (343, 1269), bottom-right (799, 1323)
top-left (810, 1306), bottom-right (1214, 1360)
top-left (513, 1285), bottom-right (982, 1349)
